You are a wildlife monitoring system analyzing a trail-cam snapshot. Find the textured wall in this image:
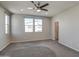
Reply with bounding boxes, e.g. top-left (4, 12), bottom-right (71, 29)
top-left (52, 4), bottom-right (79, 52)
top-left (0, 6), bottom-right (10, 51)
